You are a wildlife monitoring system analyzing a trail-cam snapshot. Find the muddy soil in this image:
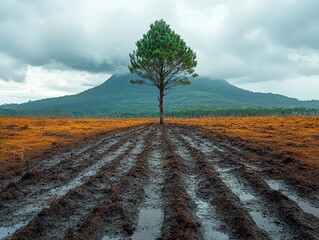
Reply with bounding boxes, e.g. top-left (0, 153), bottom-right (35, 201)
top-left (0, 123), bottom-right (318, 240)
